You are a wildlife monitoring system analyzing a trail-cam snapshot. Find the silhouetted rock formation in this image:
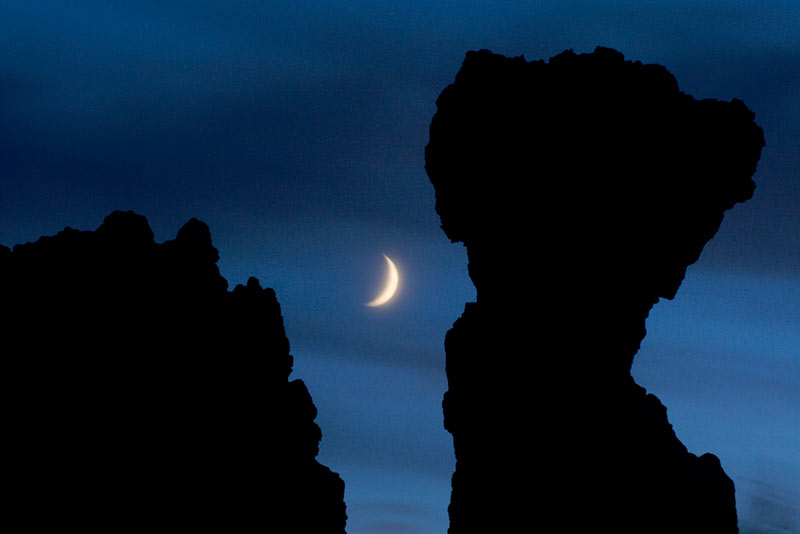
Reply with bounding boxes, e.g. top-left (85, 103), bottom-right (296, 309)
top-left (425, 47), bottom-right (764, 533)
top-left (1, 211), bottom-right (346, 532)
